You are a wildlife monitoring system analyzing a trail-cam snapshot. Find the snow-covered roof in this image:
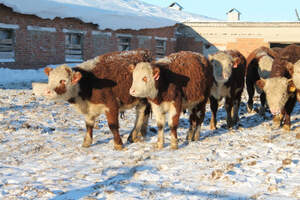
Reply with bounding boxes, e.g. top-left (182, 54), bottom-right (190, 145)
top-left (0, 0), bottom-right (219, 30)
top-left (227, 8), bottom-right (241, 14)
